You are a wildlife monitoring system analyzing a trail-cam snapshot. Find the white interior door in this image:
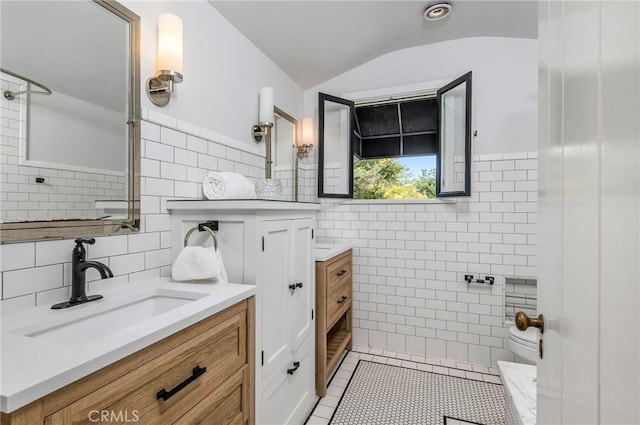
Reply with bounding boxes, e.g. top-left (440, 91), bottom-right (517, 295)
top-left (538, 1), bottom-right (640, 423)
